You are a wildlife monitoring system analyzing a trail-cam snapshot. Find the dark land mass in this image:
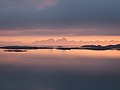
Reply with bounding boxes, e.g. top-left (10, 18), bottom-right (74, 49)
top-left (0, 46), bottom-right (53, 49)
top-left (81, 44), bottom-right (120, 50)
top-left (0, 44), bottom-right (120, 51)
top-left (56, 47), bottom-right (80, 50)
